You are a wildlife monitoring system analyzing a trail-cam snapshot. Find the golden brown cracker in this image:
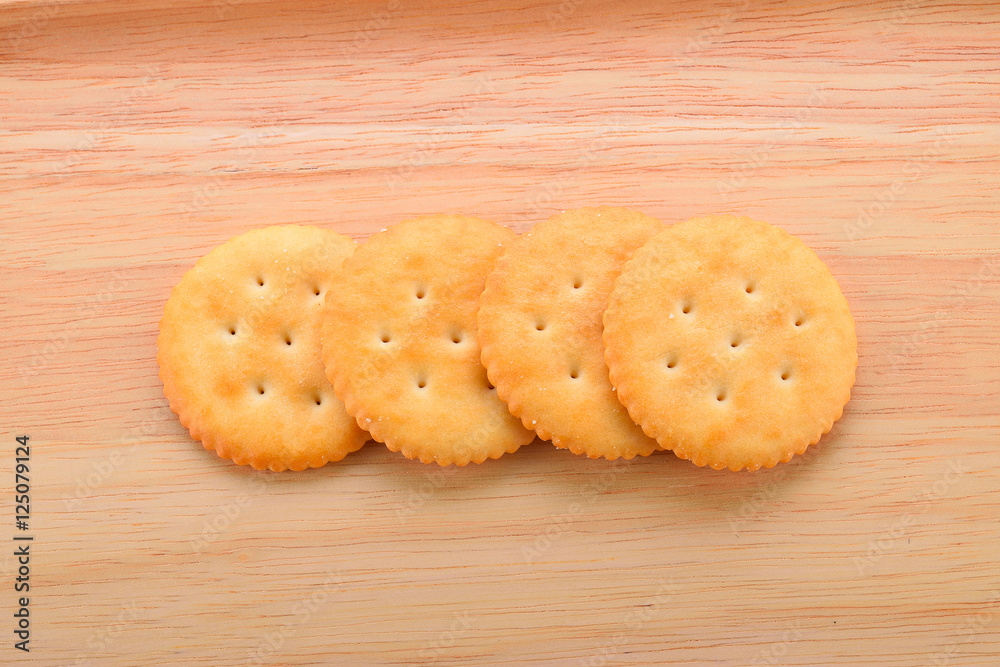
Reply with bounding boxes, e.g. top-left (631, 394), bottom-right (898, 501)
top-left (157, 225), bottom-right (369, 472)
top-left (321, 214), bottom-right (535, 465)
top-left (478, 207), bottom-right (664, 460)
top-left (603, 214), bottom-right (857, 471)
